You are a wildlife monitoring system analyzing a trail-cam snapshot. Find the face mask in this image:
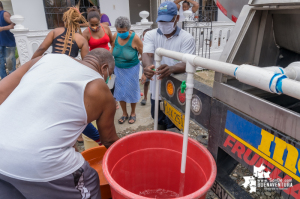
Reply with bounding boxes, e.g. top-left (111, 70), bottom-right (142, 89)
top-left (157, 21), bottom-right (176, 35)
top-left (118, 31), bottom-right (129, 39)
top-left (105, 68), bottom-right (110, 84)
top-left (90, 26), bottom-right (100, 32)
